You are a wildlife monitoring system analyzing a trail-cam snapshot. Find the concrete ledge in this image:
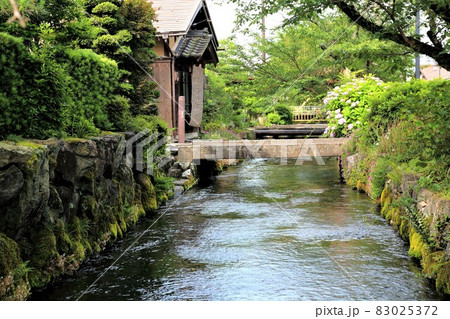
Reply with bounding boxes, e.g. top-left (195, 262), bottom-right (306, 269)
top-left (178, 138), bottom-right (348, 162)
